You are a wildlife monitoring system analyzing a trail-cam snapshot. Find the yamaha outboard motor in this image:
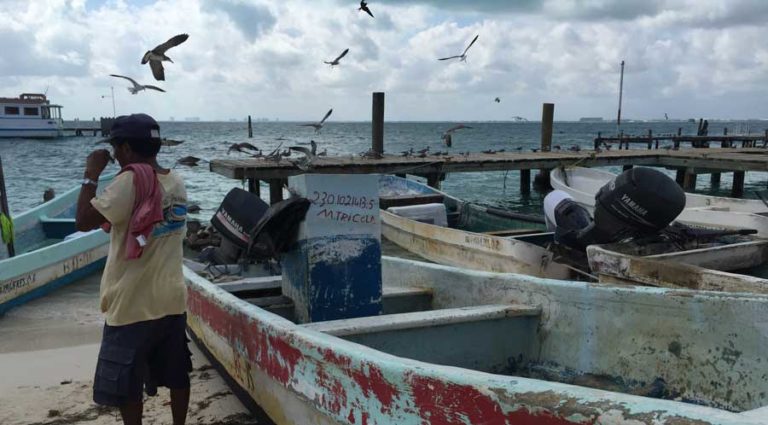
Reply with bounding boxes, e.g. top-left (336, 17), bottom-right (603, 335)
top-left (205, 188), bottom-right (270, 264)
top-left (247, 196), bottom-right (312, 261)
top-left (546, 167), bottom-right (686, 252)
